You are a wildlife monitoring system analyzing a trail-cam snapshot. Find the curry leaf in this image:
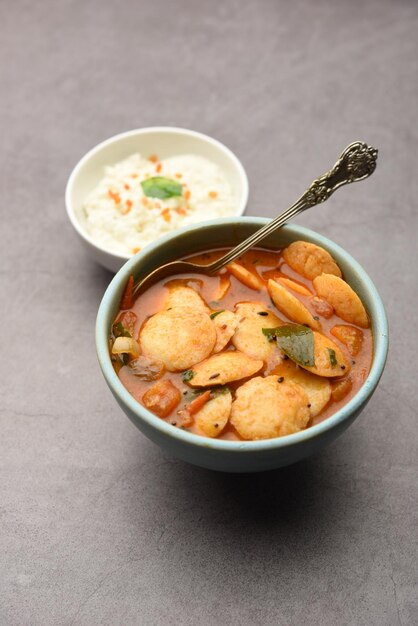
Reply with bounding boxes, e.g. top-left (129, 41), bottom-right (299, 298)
top-left (262, 324), bottom-right (315, 367)
top-left (262, 327), bottom-right (279, 342)
top-left (141, 177), bottom-right (183, 199)
top-left (327, 348), bottom-right (337, 367)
